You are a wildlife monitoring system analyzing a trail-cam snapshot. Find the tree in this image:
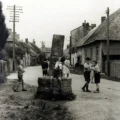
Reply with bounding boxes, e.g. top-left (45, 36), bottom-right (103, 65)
top-left (0, 2), bottom-right (9, 59)
top-left (5, 45), bottom-right (25, 59)
top-left (38, 52), bottom-right (46, 64)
